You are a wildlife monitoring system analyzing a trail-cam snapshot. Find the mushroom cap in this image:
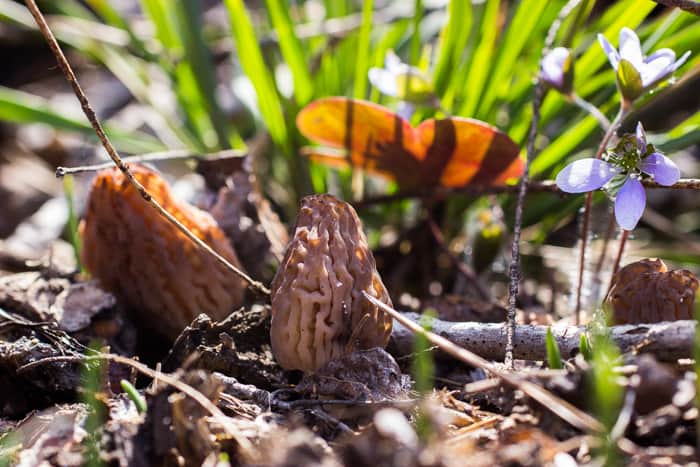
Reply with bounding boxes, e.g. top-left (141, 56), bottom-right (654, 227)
top-left (605, 258), bottom-right (698, 324)
top-left (270, 194), bottom-right (392, 372)
top-left (80, 165), bottom-right (246, 338)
